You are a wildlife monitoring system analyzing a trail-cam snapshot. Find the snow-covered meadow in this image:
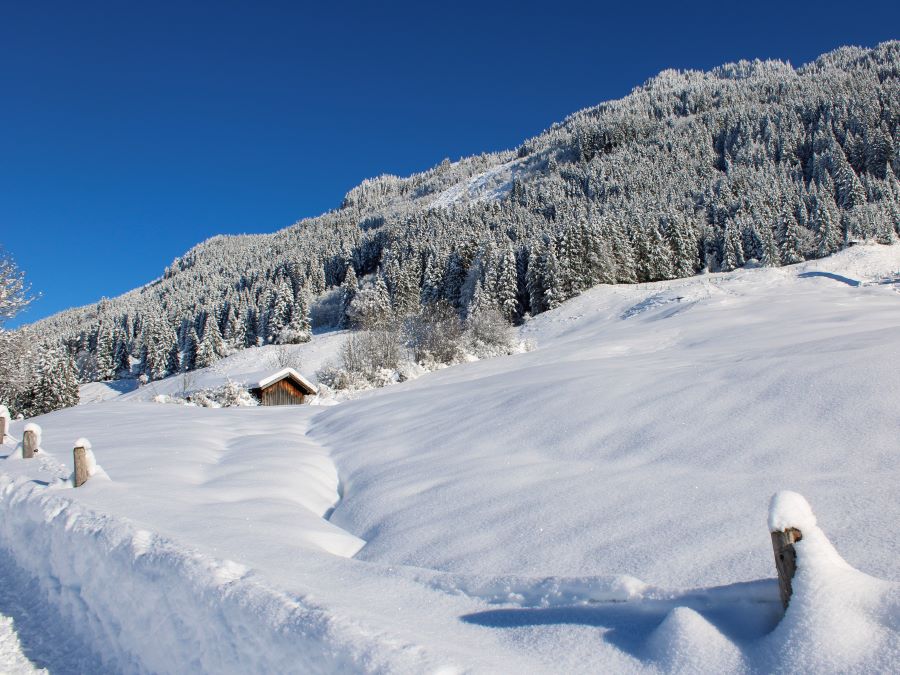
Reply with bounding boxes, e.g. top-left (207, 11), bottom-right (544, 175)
top-left (1, 245), bottom-right (900, 672)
